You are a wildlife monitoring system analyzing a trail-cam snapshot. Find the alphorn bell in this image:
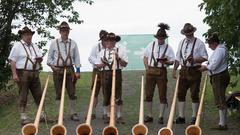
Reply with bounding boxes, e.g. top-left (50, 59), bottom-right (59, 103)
top-left (185, 75), bottom-right (208, 135)
top-left (76, 74), bottom-right (98, 135)
top-left (21, 75), bottom-right (50, 135)
top-left (50, 68), bottom-right (67, 135)
top-left (102, 53), bottom-right (119, 135)
top-left (132, 75), bottom-right (148, 135)
top-left (158, 76), bottom-right (180, 135)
